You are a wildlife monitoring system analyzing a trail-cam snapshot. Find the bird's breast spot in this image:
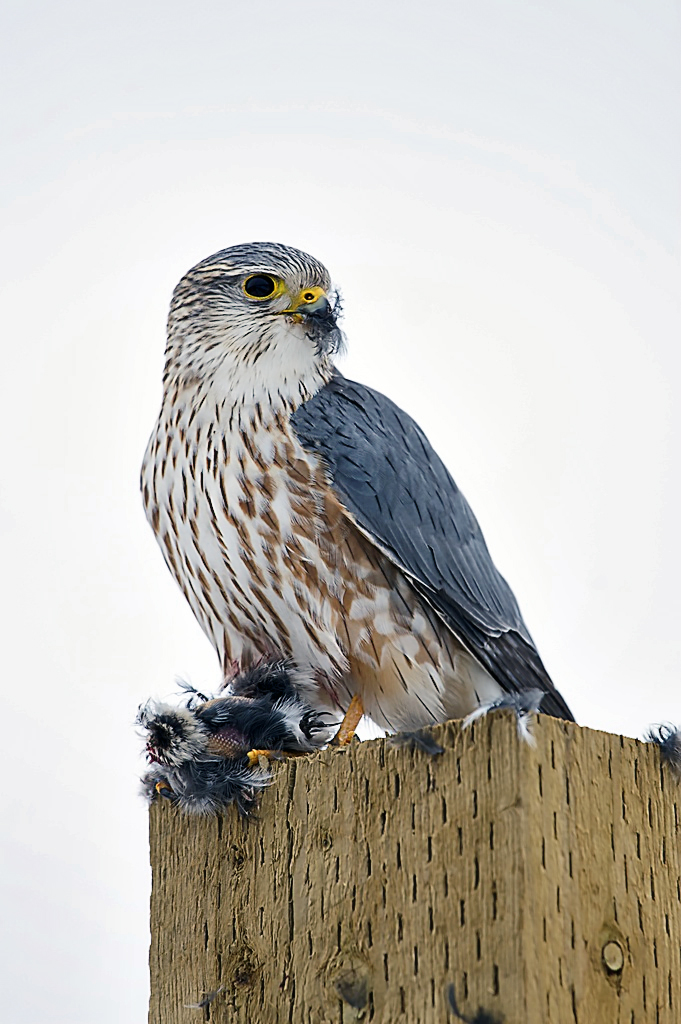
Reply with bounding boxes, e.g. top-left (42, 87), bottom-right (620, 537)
top-left (391, 634), bottom-right (421, 660)
top-left (411, 612), bottom-right (428, 635)
top-left (348, 596), bottom-right (378, 621)
top-left (373, 611), bottom-right (401, 637)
